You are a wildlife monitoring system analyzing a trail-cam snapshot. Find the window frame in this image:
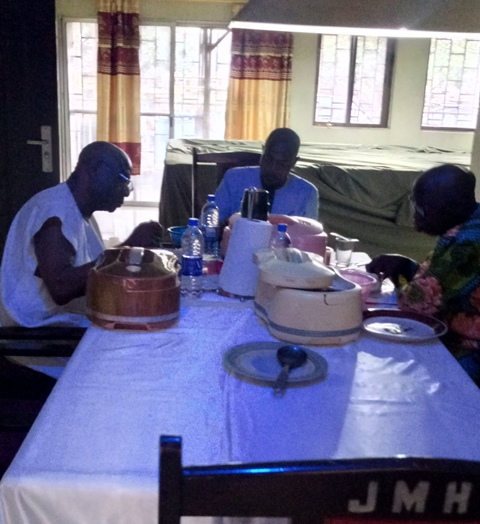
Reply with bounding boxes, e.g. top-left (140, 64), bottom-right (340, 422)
top-left (313, 34), bottom-right (396, 128)
top-left (421, 37), bottom-right (480, 132)
top-left (58, 17), bottom-right (231, 186)
top-left (57, 16), bottom-right (232, 244)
